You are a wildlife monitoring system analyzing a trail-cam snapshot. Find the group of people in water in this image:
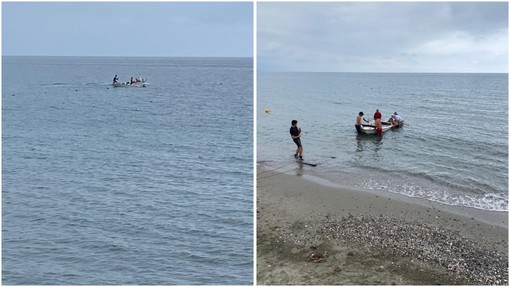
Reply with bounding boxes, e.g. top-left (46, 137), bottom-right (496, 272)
top-left (290, 110), bottom-right (403, 161)
top-left (355, 109), bottom-right (404, 136)
top-left (112, 75), bottom-right (144, 85)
